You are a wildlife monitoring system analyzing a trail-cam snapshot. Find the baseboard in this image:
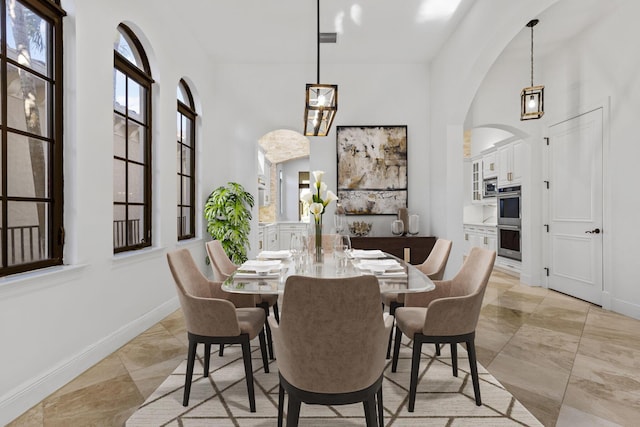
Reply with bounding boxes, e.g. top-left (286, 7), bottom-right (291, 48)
top-left (0, 297), bottom-right (180, 426)
top-left (609, 296), bottom-right (640, 321)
